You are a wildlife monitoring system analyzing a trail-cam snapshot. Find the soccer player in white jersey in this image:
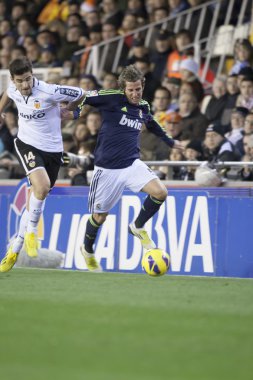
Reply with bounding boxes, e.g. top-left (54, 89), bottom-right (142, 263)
top-left (64, 65), bottom-right (184, 271)
top-left (0, 57), bottom-right (85, 272)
